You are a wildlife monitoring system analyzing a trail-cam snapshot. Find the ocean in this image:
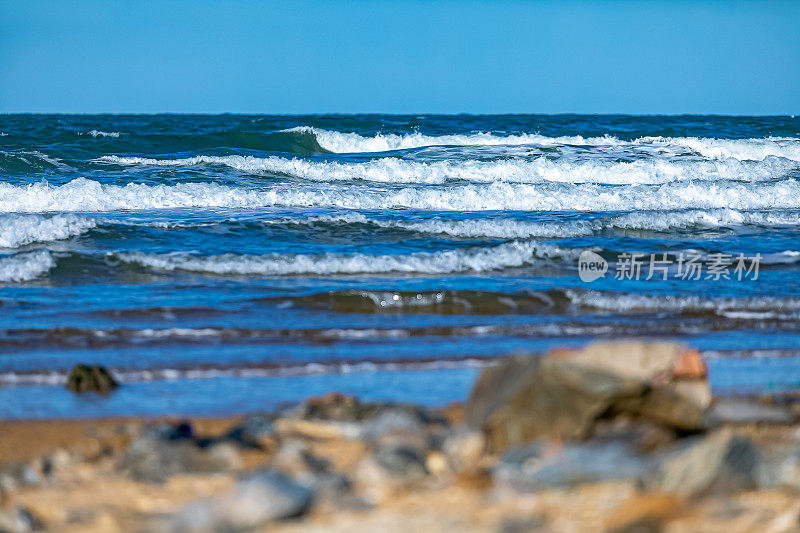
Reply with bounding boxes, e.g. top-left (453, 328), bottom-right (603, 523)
top-left (1, 114), bottom-right (799, 419)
